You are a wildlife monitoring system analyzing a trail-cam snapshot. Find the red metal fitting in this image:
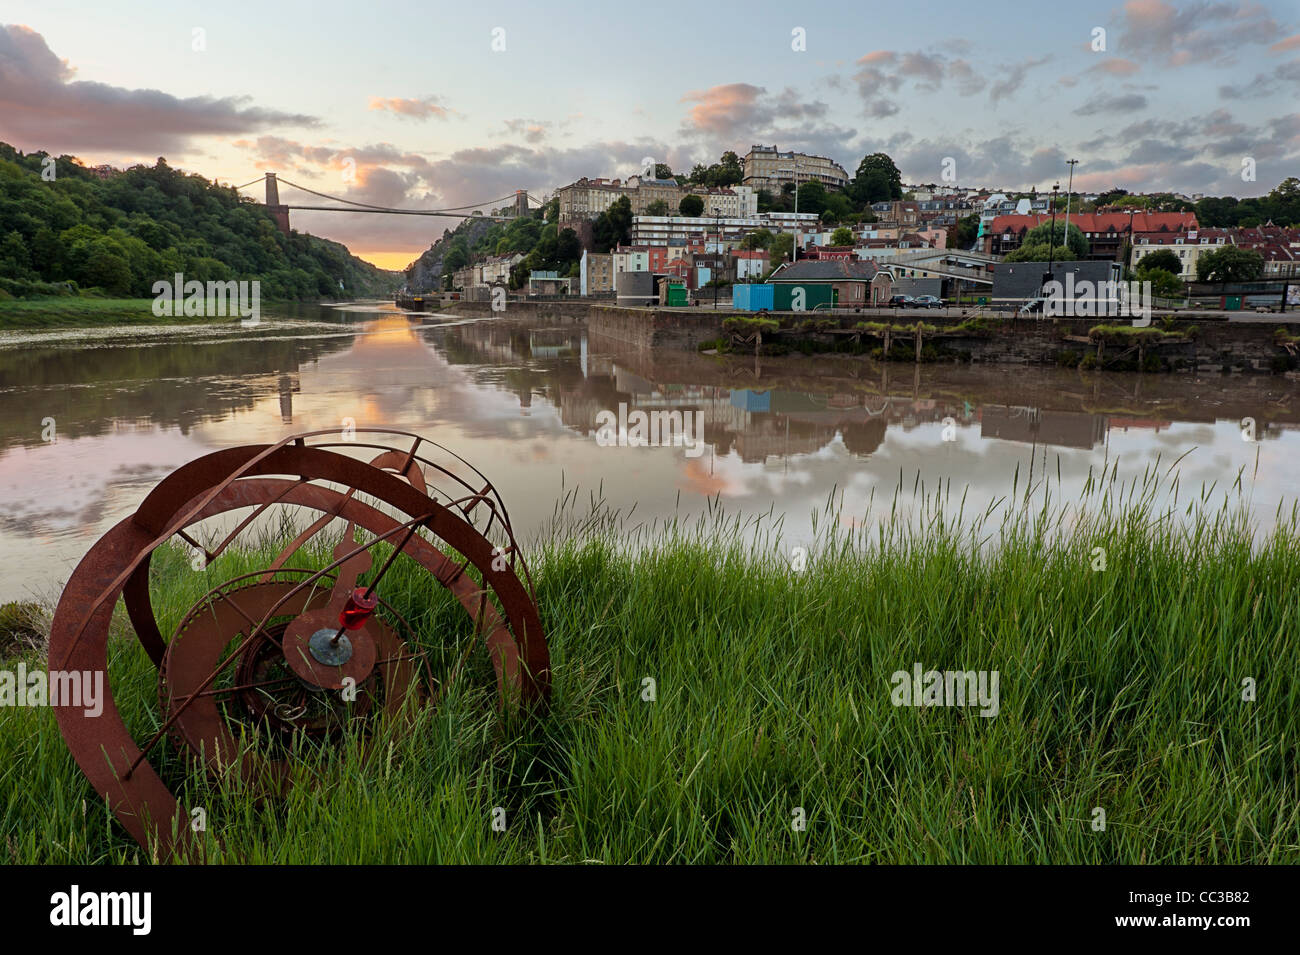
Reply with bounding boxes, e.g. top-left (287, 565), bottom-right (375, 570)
top-left (338, 588), bottom-right (378, 630)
